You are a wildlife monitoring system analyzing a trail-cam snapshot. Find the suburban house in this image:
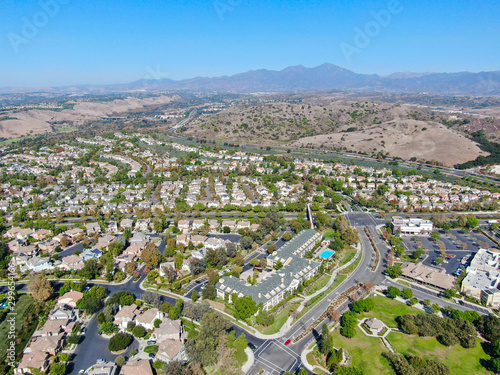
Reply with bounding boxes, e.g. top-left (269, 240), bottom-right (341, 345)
top-left (236, 220), bottom-right (251, 230)
top-left (135, 308), bottom-right (163, 330)
top-left (81, 248), bottom-right (103, 261)
top-left (85, 222), bottom-right (101, 235)
top-left (120, 359), bottom-right (153, 375)
top-left (152, 319), bottom-right (185, 342)
top-left (57, 291), bottom-right (84, 308)
top-left (216, 230), bottom-right (321, 310)
top-left (153, 319), bottom-right (187, 363)
top-left (208, 220), bottom-right (219, 233)
top-left (16, 350), bottom-right (50, 374)
top-left (20, 256), bottom-right (54, 273)
top-left (50, 306), bottom-right (75, 321)
top-left (156, 339), bottom-right (186, 363)
top-left (177, 220), bottom-right (190, 234)
top-left (60, 254), bottom-right (85, 271)
top-left (205, 237), bottom-right (227, 249)
top-left (32, 229), bottom-right (52, 241)
top-left (114, 304), bottom-right (138, 330)
top-left (86, 362), bottom-right (118, 375)
top-left (221, 220), bottom-right (236, 232)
